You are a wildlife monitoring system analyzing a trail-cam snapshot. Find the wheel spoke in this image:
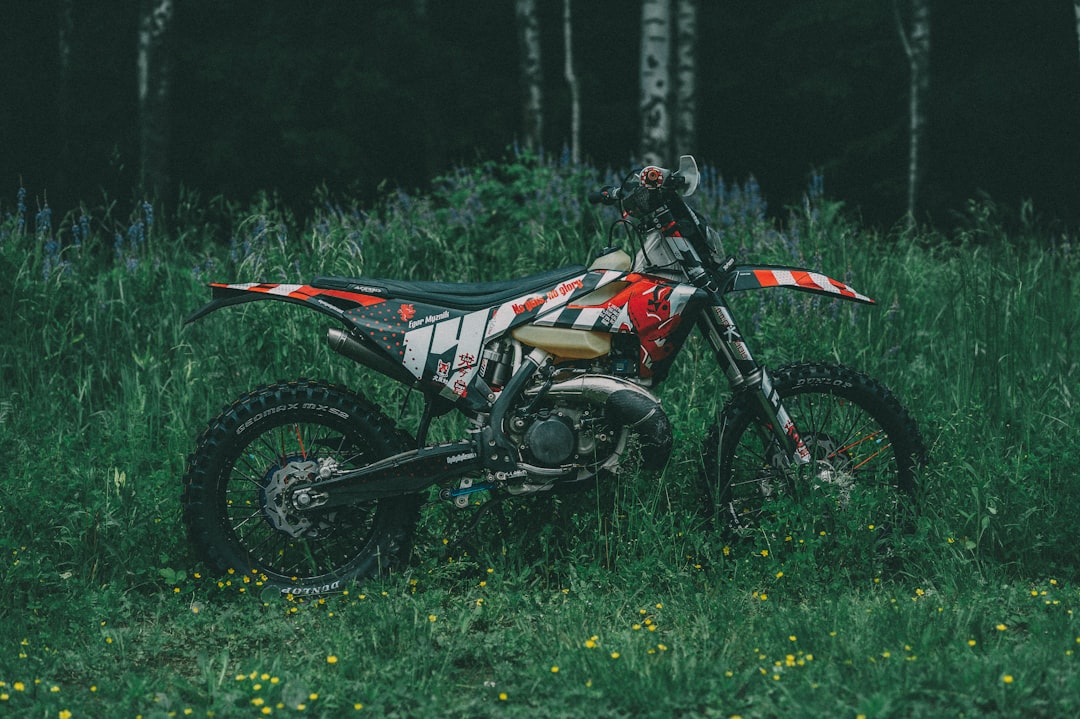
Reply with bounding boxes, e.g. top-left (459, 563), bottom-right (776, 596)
top-left (851, 443), bottom-right (892, 472)
top-left (229, 508), bottom-right (264, 531)
top-left (293, 423), bottom-right (308, 460)
top-left (831, 428), bottom-right (882, 458)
